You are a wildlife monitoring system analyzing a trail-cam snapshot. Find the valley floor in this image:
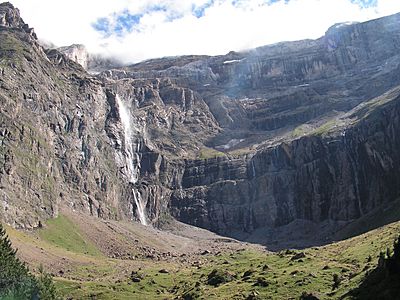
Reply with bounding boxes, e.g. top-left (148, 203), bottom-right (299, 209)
top-left (6, 209), bottom-right (400, 299)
